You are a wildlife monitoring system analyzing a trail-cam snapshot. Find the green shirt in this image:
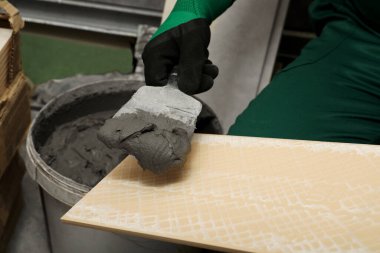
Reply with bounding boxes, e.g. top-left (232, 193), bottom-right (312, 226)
top-left (351, 0), bottom-right (380, 32)
top-left (310, 0), bottom-right (380, 34)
